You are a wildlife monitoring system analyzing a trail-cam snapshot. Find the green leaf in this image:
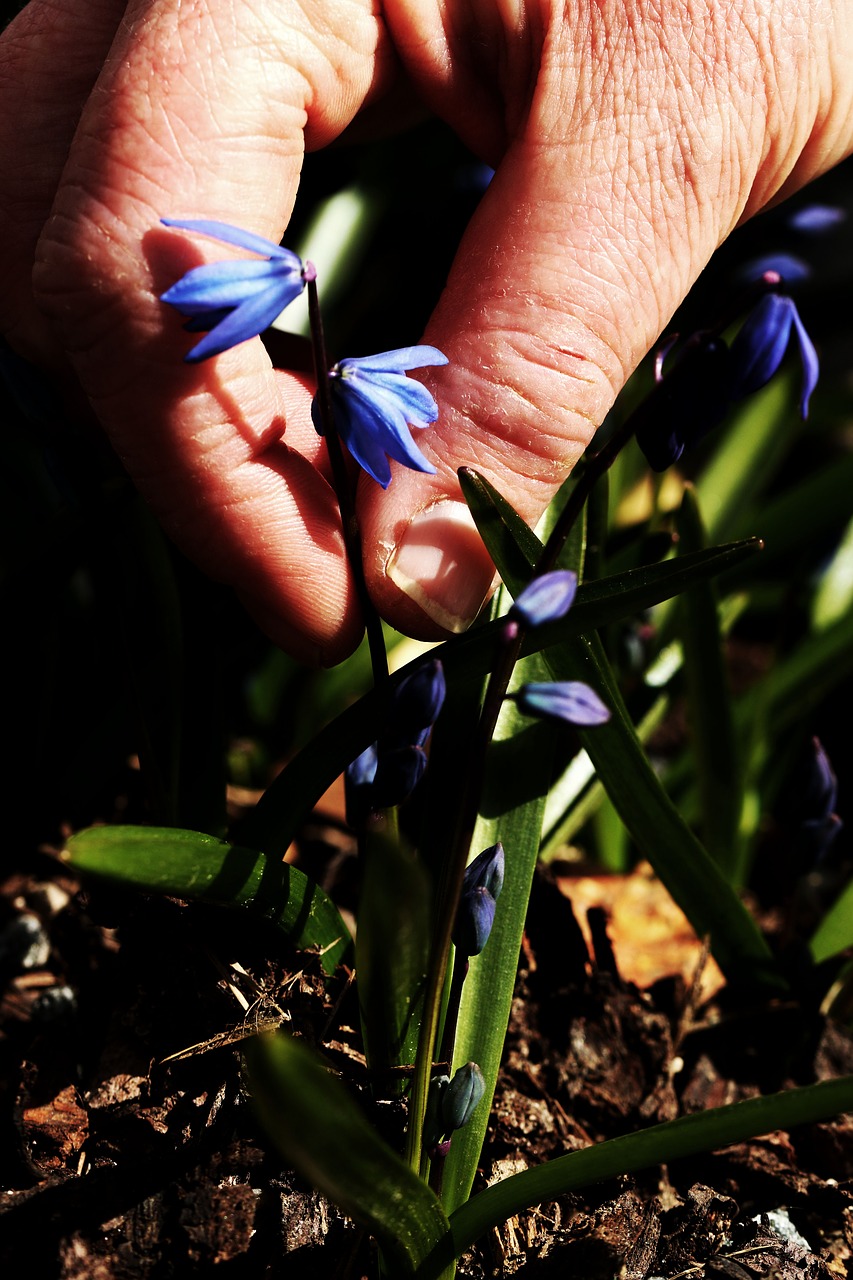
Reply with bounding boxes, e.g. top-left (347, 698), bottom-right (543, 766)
top-left (246, 1033), bottom-right (454, 1278)
top-left (675, 486), bottom-right (744, 883)
top-left (357, 828), bottom-right (431, 1087)
top-left (63, 825), bottom-right (351, 975)
top-left (810, 877), bottom-right (853, 964)
top-left (439, 656), bottom-right (558, 1215)
top-left (448, 1074), bottom-right (853, 1259)
top-left (460, 472), bottom-right (783, 992)
top-left (241, 523), bottom-right (761, 862)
